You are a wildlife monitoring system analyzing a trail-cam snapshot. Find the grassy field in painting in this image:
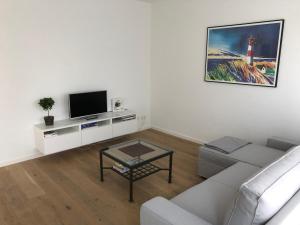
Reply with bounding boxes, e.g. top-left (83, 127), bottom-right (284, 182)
top-left (206, 59), bottom-right (276, 85)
